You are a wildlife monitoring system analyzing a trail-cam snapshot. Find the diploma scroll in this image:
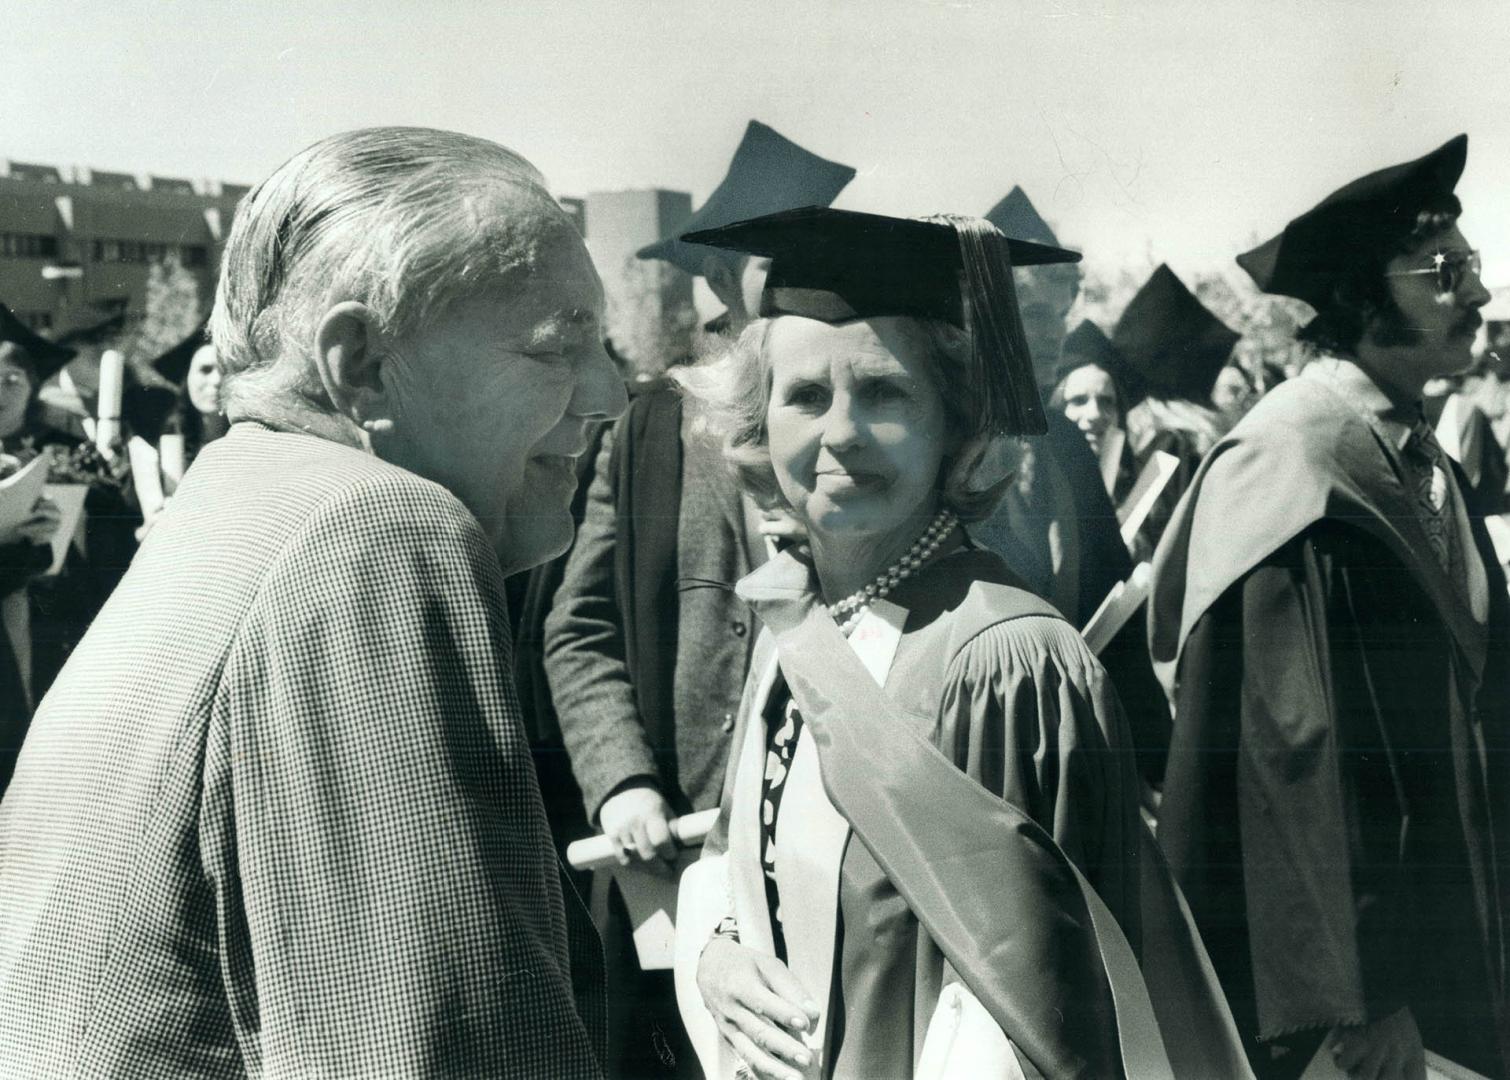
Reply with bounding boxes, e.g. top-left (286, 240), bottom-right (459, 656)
top-left (566, 807), bottom-right (718, 872)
